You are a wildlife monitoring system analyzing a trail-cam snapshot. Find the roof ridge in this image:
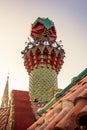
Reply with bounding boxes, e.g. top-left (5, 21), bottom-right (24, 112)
top-left (37, 68), bottom-right (87, 116)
